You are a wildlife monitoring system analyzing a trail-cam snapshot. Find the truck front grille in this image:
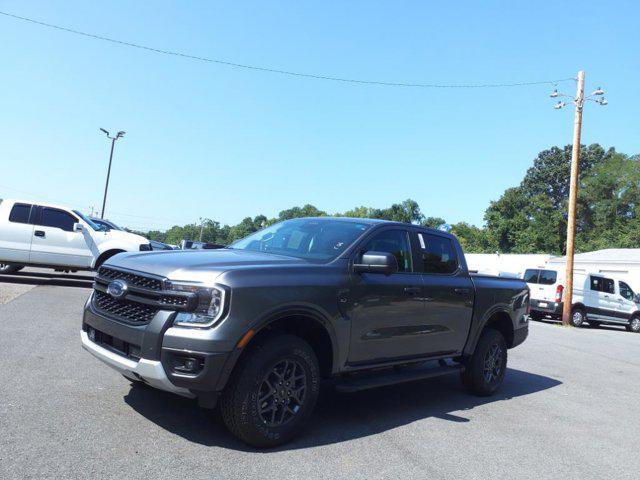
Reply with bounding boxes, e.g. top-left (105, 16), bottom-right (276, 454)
top-left (98, 266), bottom-right (163, 291)
top-left (92, 266), bottom-right (197, 325)
top-left (93, 291), bottom-right (158, 325)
